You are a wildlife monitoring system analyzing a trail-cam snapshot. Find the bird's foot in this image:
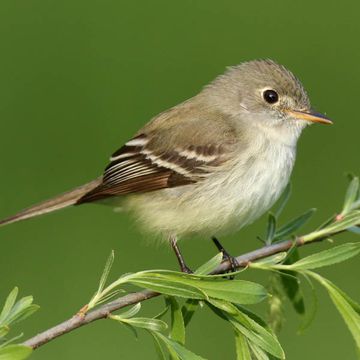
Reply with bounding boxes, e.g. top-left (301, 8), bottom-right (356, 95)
top-left (180, 264), bottom-right (193, 274)
top-left (211, 237), bottom-right (239, 279)
top-left (170, 236), bottom-right (193, 274)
